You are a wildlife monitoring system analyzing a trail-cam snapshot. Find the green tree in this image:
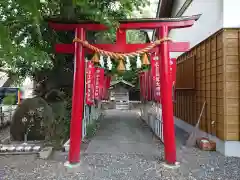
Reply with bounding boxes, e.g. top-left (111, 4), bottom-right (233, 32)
top-left (2, 93), bottom-right (16, 105)
top-left (0, 0), bottom-right (151, 142)
top-left (0, 0), bottom-right (150, 80)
